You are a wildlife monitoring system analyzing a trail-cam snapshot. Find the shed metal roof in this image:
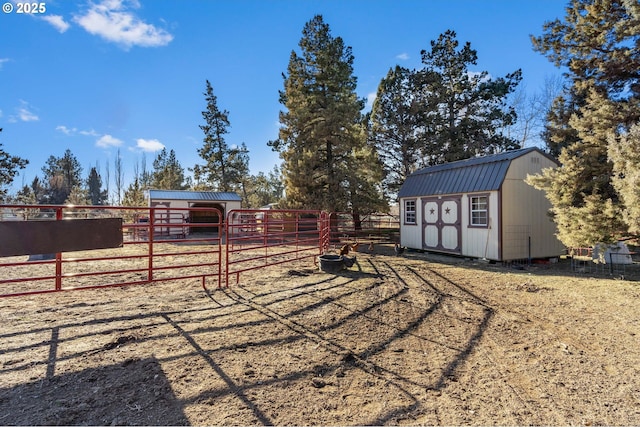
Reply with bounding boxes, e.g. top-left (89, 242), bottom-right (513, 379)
top-left (148, 190), bottom-right (242, 201)
top-left (398, 147), bottom-right (550, 198)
